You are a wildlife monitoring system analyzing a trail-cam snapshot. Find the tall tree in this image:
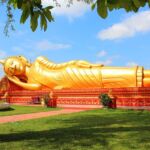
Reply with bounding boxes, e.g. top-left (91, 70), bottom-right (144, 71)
top-left (1, 0), bottom-right (150, 35)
